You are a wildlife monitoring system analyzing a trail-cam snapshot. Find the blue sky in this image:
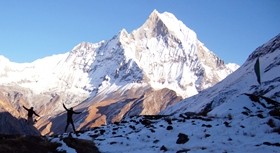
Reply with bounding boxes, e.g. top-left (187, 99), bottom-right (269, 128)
top-left (0, 0), bottom-right (279, 65)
